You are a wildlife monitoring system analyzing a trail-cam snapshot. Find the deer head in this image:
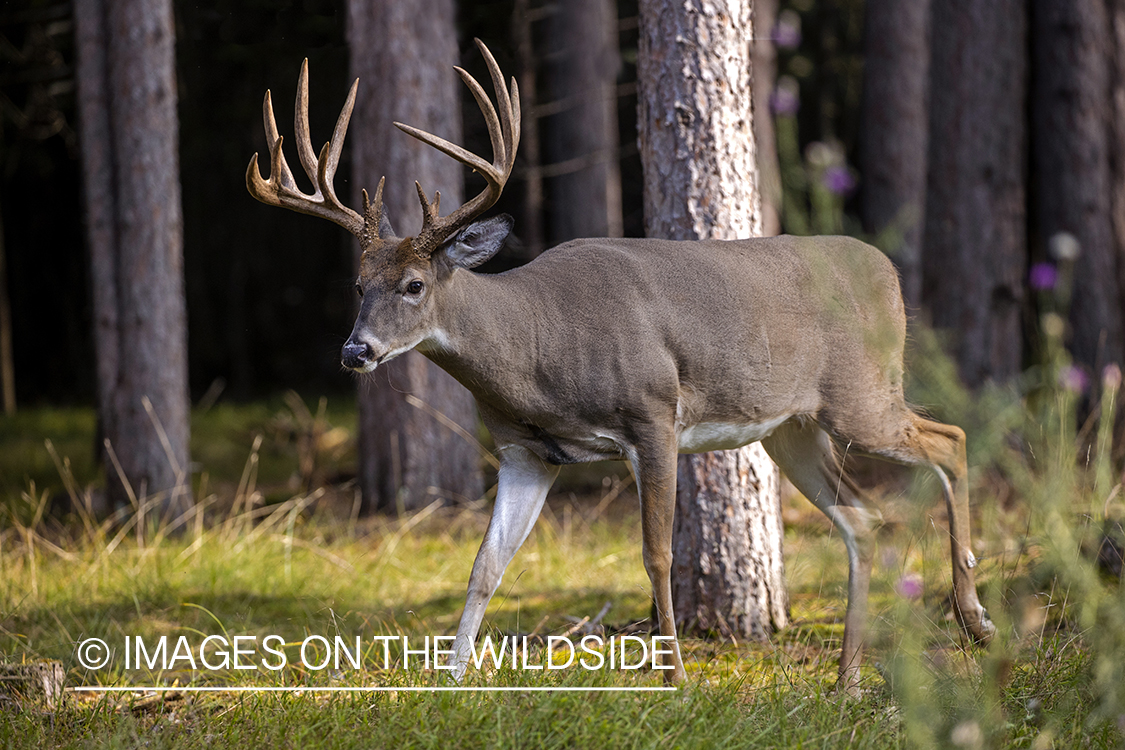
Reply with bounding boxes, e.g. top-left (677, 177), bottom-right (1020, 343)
top-left (246, 39), bottom-right (520, 372)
